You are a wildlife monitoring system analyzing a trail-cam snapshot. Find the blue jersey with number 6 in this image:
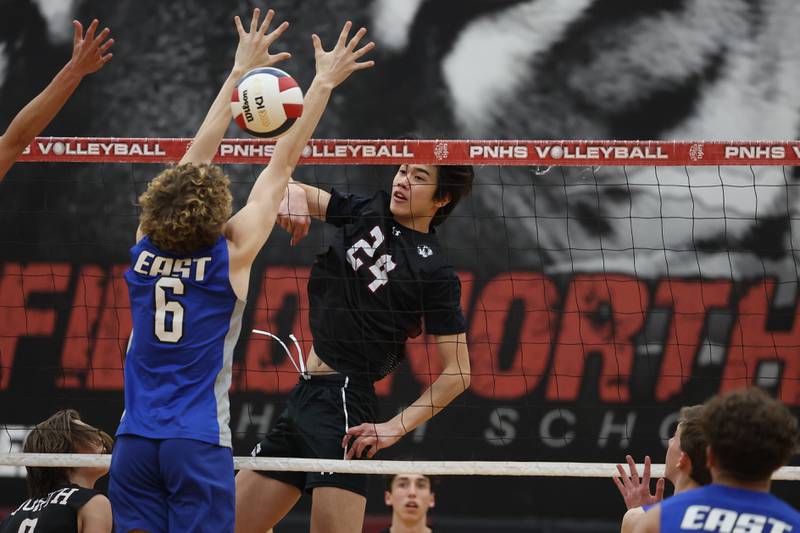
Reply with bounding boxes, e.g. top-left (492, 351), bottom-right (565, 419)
top-left (119, 235), bottom-right (244, 447)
